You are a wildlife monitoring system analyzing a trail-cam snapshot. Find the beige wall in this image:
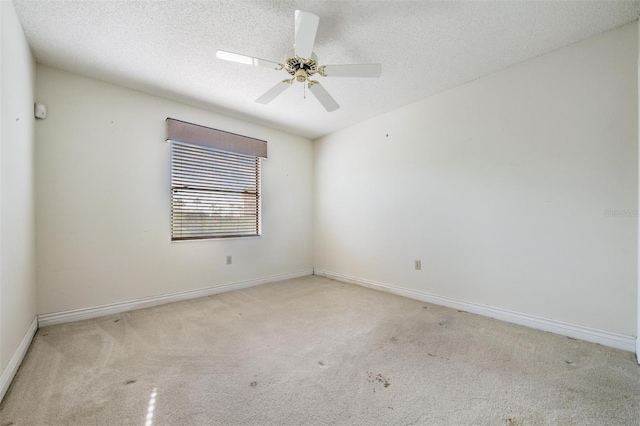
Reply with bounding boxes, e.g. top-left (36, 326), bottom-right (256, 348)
top-left (314, 23), bottom-right (638, 336)
top-left (35, 66), bottom-right (313, 314)
top-left (0, 1), bottom-right (37, 373)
